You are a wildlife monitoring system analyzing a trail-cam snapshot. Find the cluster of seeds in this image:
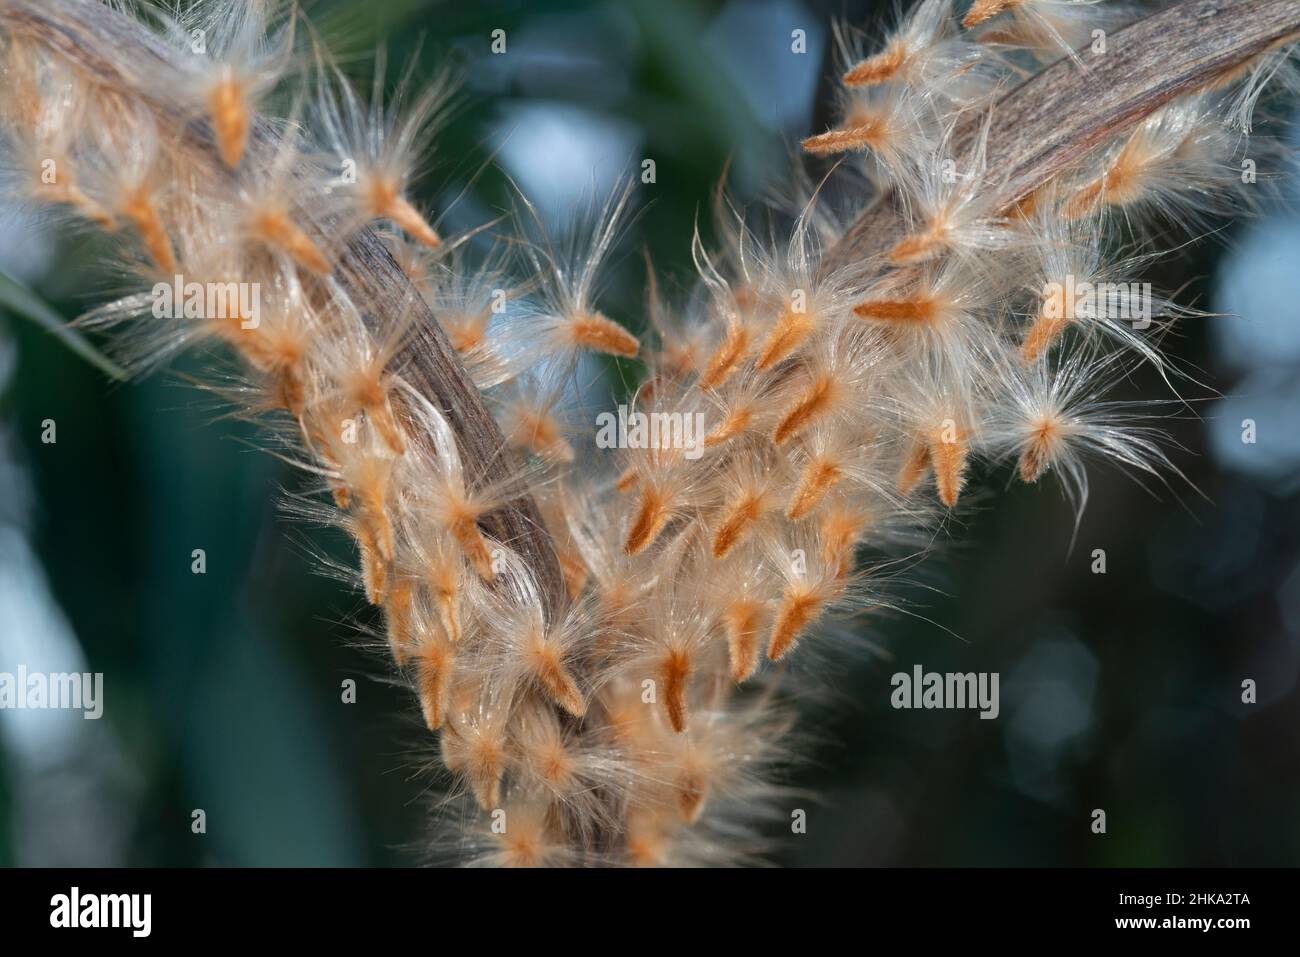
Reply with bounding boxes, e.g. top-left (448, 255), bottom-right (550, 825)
top-left (1, 0), bottom-right (1296, 865)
